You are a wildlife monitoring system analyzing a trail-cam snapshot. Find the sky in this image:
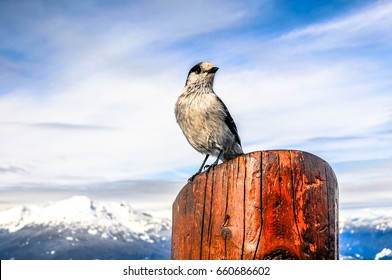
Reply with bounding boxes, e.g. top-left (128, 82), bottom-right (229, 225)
top-left (0, 0), bottom-right (391, 214)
